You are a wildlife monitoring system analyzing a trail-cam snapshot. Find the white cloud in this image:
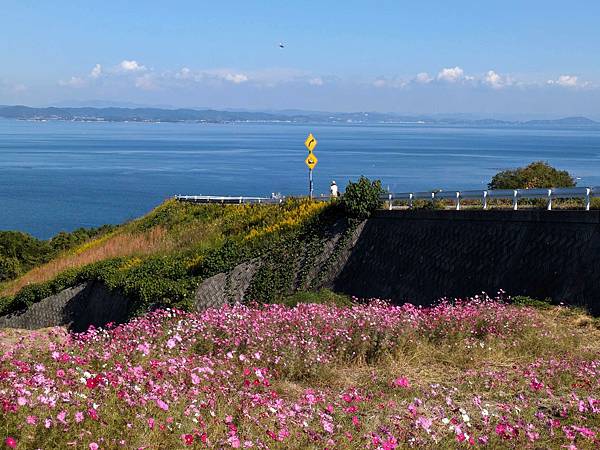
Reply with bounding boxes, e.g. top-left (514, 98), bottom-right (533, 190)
top-left (372, 77), bottom-right (407, 88)
top-left (90, 64), bottom-right (102, 78)
top-left (547, 75), bottom-right (585, 88)
top-left (484, 70), bottom-right (507, 89)
top-left (222, 72), bottom-right (248, 84)
top-left (415, 72), bottom-right (433, 84)
top-left (172, 68), bottom-right (248, 84)
top-left (134, 74), bottom-right (156, 90)
top-left (56, 59), bottom-right (600, 97)
top-left (437, 66), bottom-right (465, 82)
top-left (119, 60), bottom-right (146, 72)
top-left (59, 76), bottom-right (86, 87)
top-left (175, 67), bottom-right (192, 80)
